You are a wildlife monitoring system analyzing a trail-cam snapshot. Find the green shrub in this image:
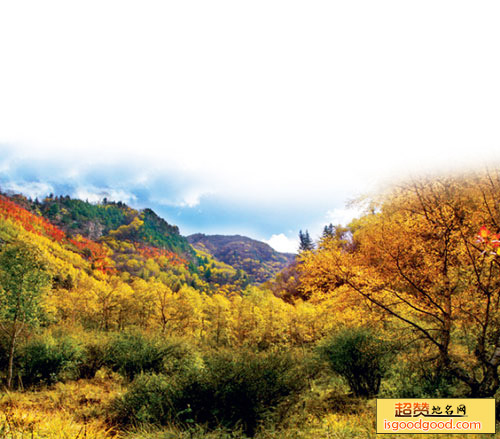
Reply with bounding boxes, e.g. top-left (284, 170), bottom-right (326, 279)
top-left (79, 335), bottom-right (110, 379)
top-left (383, 359), bottom-right (465, 398)
top-left (317, 327), bottom-right (393, 397)
top-left (105, 332), bottom-right (197, 380)
top-left (157, 337), bottom-right (199, 376)
top-left (112, 373), bottom-right (178, 425)
top-left (20, 335), bottom-right (83, 386)
top-left (104, 331), bottom-right (167, 380)
top-left (112, 350), bottom-right (308, 436)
